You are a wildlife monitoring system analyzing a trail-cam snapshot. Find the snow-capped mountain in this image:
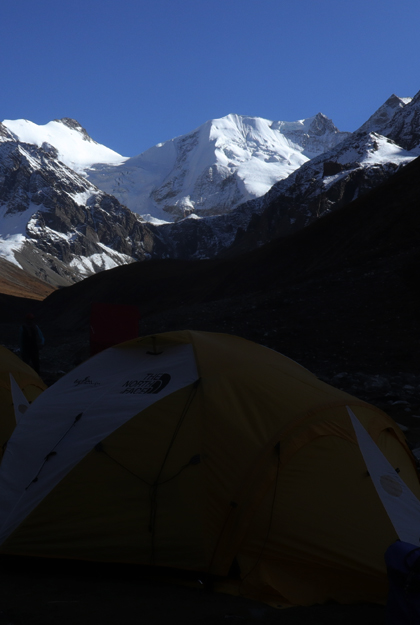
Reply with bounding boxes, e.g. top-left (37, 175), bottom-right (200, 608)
top-left (1, 90), bottom-right (419, 286)
top-left (0, 129), bottom-right (161, 285)
top-left (131, 133), bottom-right (415, 262)
top-left (133, 93), bottom-right (420, 261)
top-left (384, 90), bottom-right (420, 151)
top-left (219, 93), bottom-right (420, 254)
top-left (3, 113), bottom-right (350, 223)
top-left (356, 94), bottom-right (412, 135)
top-left (2, 118), bottom-right (126, 172)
